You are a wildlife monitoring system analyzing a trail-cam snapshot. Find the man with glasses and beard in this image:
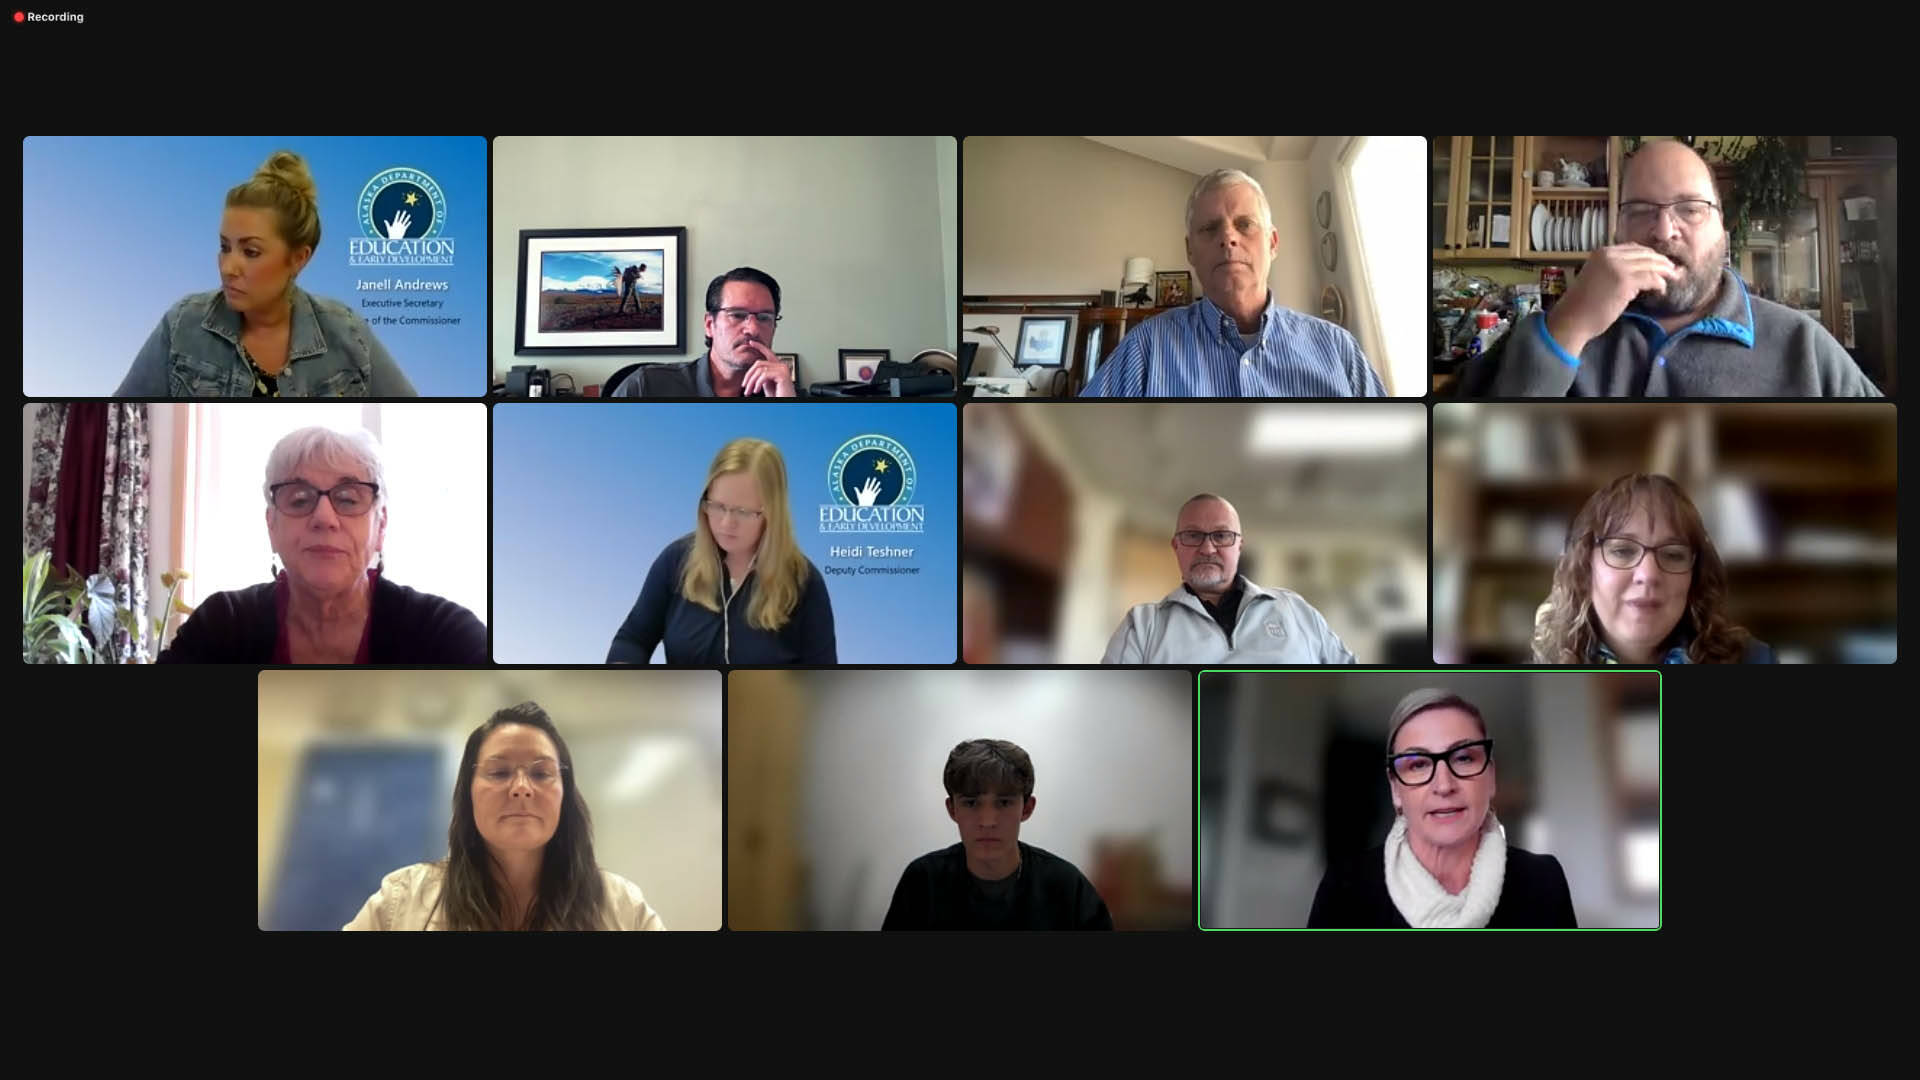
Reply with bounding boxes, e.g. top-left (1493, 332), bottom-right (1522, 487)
top-left (1100, 493), bottom-right (1355, 664)
top-left (1461, 139), bottom-right (1881, 396)
top-left (610, 266), bottom-right (799, 397)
